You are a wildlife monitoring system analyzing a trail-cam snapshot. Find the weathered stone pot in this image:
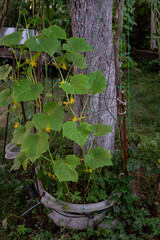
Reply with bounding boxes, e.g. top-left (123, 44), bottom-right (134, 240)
top-left (36, 172), bottom-right (116, 230)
